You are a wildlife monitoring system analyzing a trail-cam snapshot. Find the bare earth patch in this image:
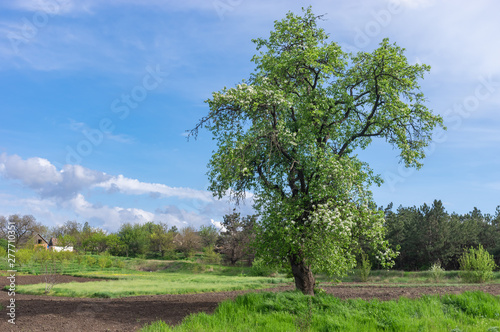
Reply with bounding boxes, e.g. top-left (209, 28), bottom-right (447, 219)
top-left (1, 275), bottom-right (499, 332)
